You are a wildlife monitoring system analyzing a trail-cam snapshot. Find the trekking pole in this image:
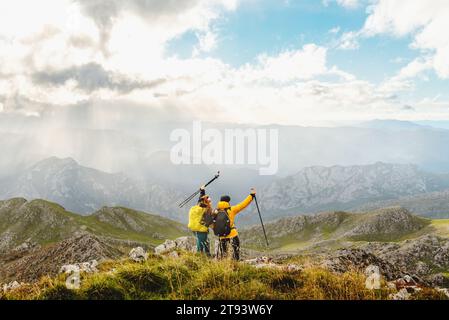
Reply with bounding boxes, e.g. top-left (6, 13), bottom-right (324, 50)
top-left (254, 195), bottom-right (269, 247)
top-left (178, 171), bottom-right (220, 208)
